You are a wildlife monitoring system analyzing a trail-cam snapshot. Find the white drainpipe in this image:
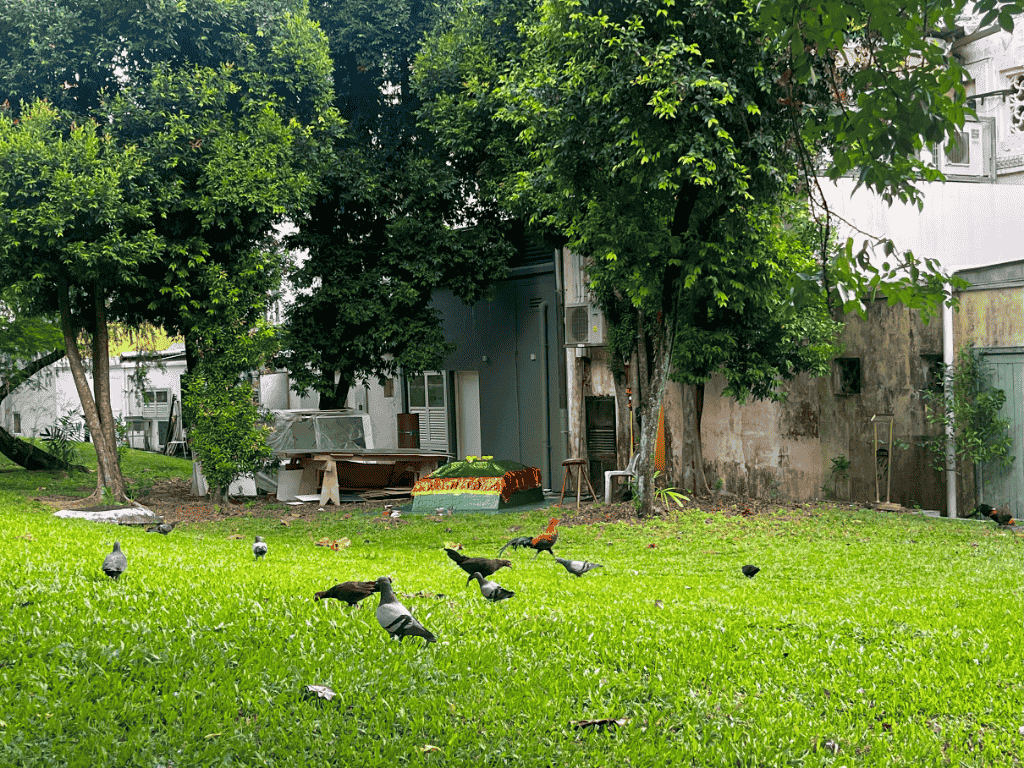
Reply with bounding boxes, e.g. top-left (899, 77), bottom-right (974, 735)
top-left (943, 299), bottom-right (957, 518)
